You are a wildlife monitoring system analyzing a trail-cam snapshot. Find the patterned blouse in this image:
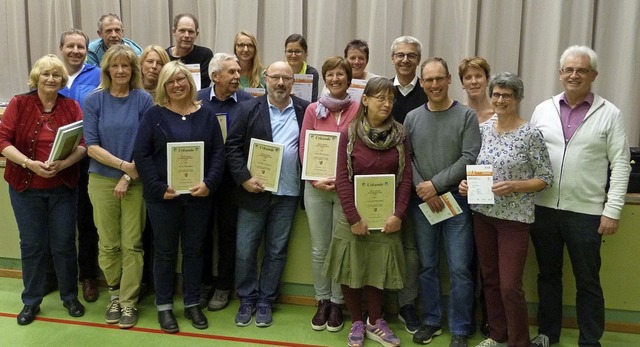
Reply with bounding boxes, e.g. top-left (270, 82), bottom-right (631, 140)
top-left (471, 119), bottom-right (553, 223)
